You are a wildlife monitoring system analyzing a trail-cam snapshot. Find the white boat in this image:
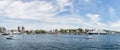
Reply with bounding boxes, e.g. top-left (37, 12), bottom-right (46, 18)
top-left (6, 35), bottom-right (14, 40)
top-left (88, 30), bottom-right (107, 35)
top-left (85, 36), bottom-right (93, 39)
